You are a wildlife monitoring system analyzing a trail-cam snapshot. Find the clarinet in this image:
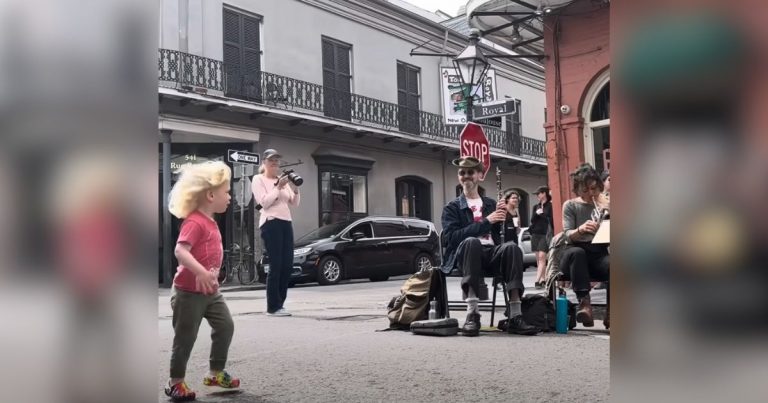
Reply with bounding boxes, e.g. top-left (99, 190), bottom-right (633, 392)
top-left (496, 166), bottom-right (504, 244)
